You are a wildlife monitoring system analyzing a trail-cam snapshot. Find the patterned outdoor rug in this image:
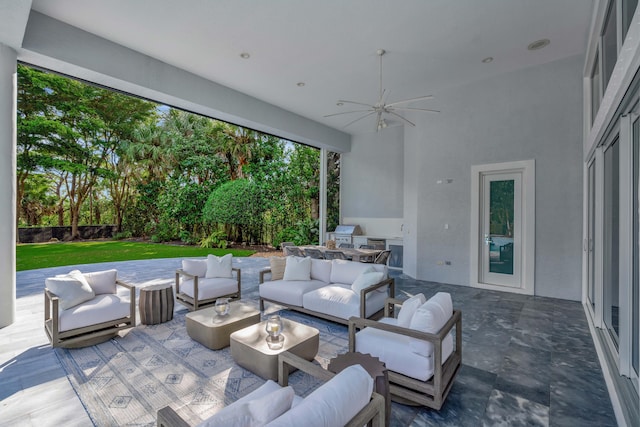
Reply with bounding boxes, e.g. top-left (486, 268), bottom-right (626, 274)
top-left (54, 307), bottom-right (350, 426)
